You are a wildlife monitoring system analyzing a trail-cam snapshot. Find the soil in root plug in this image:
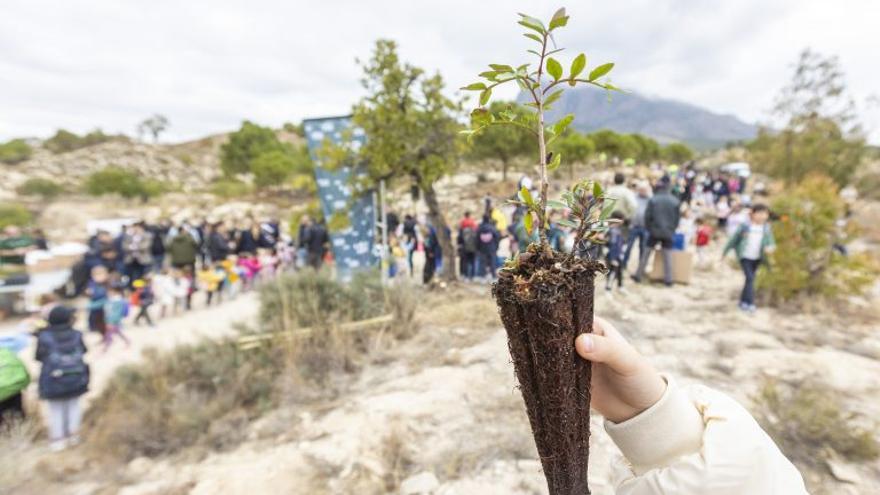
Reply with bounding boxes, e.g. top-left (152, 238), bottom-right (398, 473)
top-left (493, 243), bottom-right (604, 495)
